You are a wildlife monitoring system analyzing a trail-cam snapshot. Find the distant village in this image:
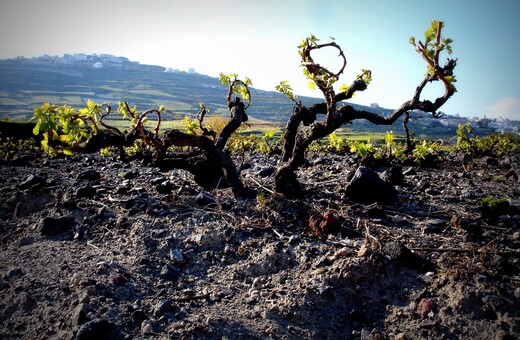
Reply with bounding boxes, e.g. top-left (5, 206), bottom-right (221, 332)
top-left (360, 103), bottom-right (519, 135)
top-left (407, 109), bottom-right (519, 134)
top-left (12, 53), bottom-right (200, 74)
top-left (13, 53), bottom-right (131, 68)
